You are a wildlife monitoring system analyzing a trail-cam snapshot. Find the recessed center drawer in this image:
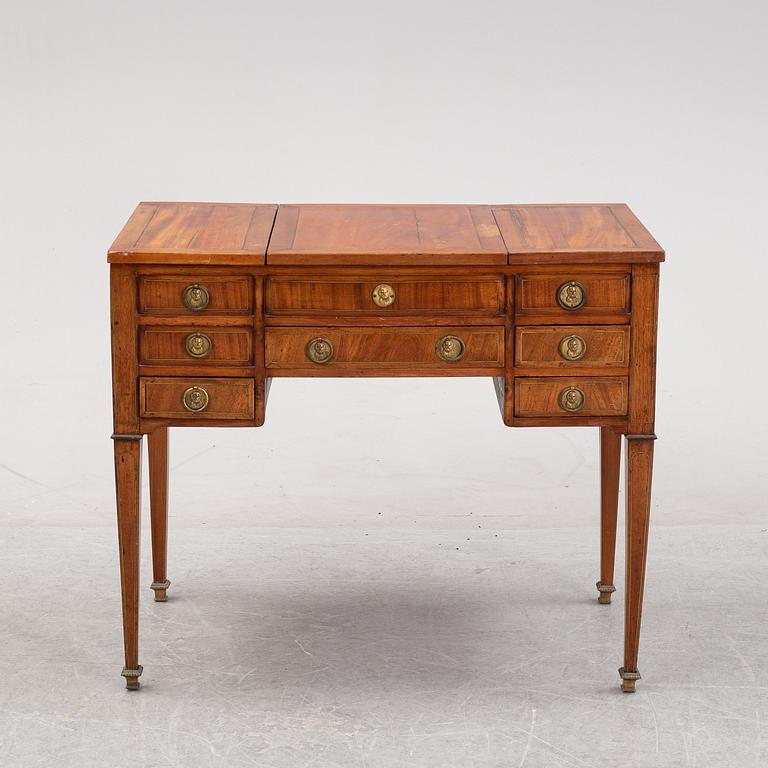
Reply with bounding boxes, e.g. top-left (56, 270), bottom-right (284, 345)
top-left (265, 278), bottom-right (504, 314)
top-left (265, 326), bottom-right (504, 371)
